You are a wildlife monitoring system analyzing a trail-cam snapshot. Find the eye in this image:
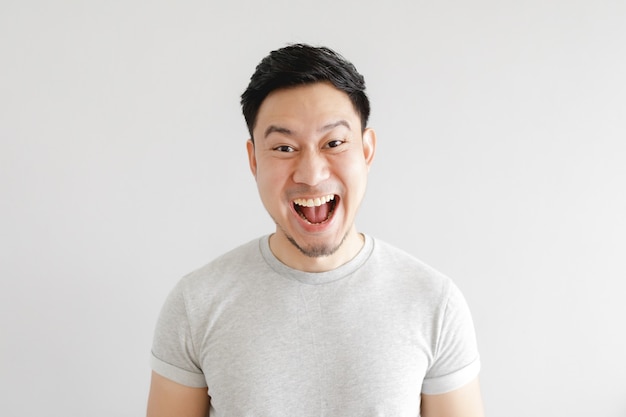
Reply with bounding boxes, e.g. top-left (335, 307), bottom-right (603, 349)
top-left (326, 139), bottom-right (344, 149)
top-left (274, 145), bottom-right (295, 153)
